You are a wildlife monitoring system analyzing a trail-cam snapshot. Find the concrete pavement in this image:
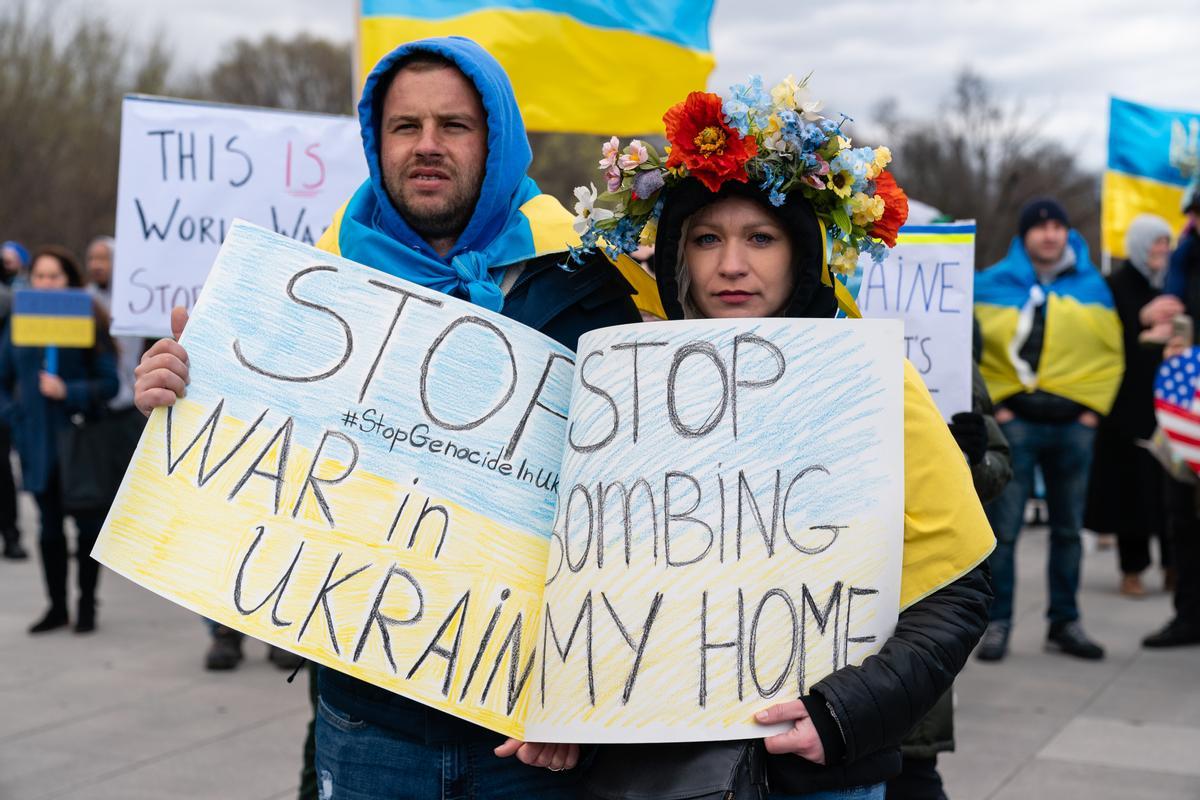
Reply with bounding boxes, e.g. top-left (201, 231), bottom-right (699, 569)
top-left (1, 488), bottom-right (1198, 799)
